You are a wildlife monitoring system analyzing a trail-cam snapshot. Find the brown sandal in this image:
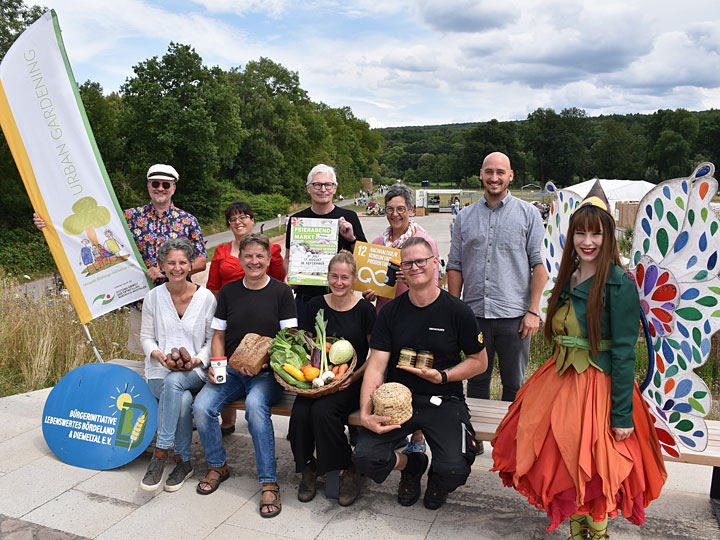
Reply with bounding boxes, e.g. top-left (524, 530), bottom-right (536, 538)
top-left (259, 483), bottom-right (281, 518)
top-left (196, 464), bottom-right (229, 495)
